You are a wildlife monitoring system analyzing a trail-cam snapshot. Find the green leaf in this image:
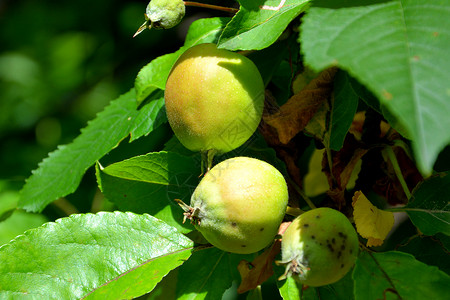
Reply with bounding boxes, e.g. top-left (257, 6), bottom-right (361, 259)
top-left (301, 0), bottom-right (450, 174)
top-left (176, 248), bottom-right (248, 299)
top-left (349, 75), bottom-right (381, 114)
top-left (134, 51), bottom-right (182, 104)
top-left (277, 276), bottom-right (302, 300)
top-left (403, 173), bottom-right (450, 236)
top-left (19, 89), bottom-right (165, 213)
top-left (330, 70), bottom-right (359, 151)
top-left (0, 210), bottom-right (47, 246)
top-left (134, 17), bottom-right (229, 104)
top-left (313, 271), bottom-right (355, 300)
top-left (96, 151), bottom-right (201, 233)
top-left (218, 0), bottom-right (310, 50)
top-left (397, 234), bottom-right (450, 275)
top-left (353, 251), bottom-right (450, 300)
top-left (184, 17), bottom-right (230, 48)
top-left (101, 151), bottom-right (197, 184)
top-left (0, 212), bottom-right (194, 299)
top-left (129, 90), bottom-right (166, 142)
top-left (276, 262), bottom-right (355, 299)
